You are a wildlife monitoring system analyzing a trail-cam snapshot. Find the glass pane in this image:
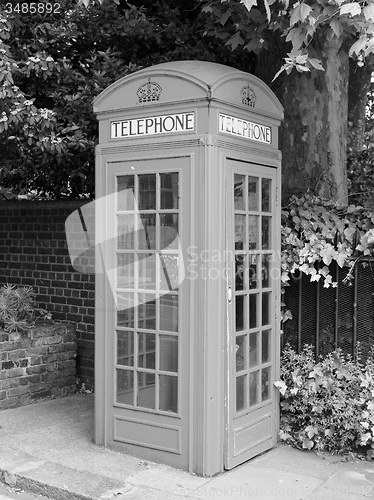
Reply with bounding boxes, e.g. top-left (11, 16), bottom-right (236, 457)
top-left (236, 334), bottom-right (246, 371)
top-left (262, 292), bottom-right (270, 326)
top-left (159, 335), bottom-right (178, 372)
top-left (248, 254), bottom-right (258, 290)
top-left (262, 367), bottom-right (271, 402)
top-left (262, 330), bottom-right (271, 363)
top-left (235, 254), bottom-right (244, 291)
top-left (137, 372), bottom-right (155, 409)
top-left (138, 253), bottom-right (156, 290)
top-left (160, 213), bottom-right (178, 249)
top-left (160, 172), bottom-right (178, 209)
top-left (117, 254), bottom-right (134, 288)
top-left (137, 332), bottom-right (156, 369)
top-left (160, 294), bottom-right (178, 332)
top-left (262, 178), bottom-right (271, 212)
top-left (137, 294), bottom-right (156, 330)
top-left (249, 293), bottom-right (257, 329)
top-left (248, 176), bottom-right (259, 211)
top-left (262, 254), bottom-right (271, 288)
top-left (248, 216), bottom-right (259, 250)
top-left (236, 375), bottom-right (246, 412)
top-left (159, 375), bottom-right (178, 413)
top-left (234, 174), bottom-right (245, 210)
top-left (138, 214), bottom-right (156, 250)
top-left (249, 331), bottom-right (259, 366)
top-left (160, 254), bottom-right (179, 291)
top-left (138, 174), bottom-right (156, 210)
top-left (262, 216), bottom-right (271, 250)
top-left (235, 295), bottom-right (245, 331)
top-left (117, 215), bottom-right (135, 250)
top-left (235, 215), bottom-right (246, 250)
top-left (117, 175), bottom-right (134, 211)
top-left (117, 330), bottom-right (134, 366)
top-left (249, 370), bottom-right (259, 406)
top-left (117, 293), bottom-right (134, 328)
top-left (116, 369), bottom-right (134, 405)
